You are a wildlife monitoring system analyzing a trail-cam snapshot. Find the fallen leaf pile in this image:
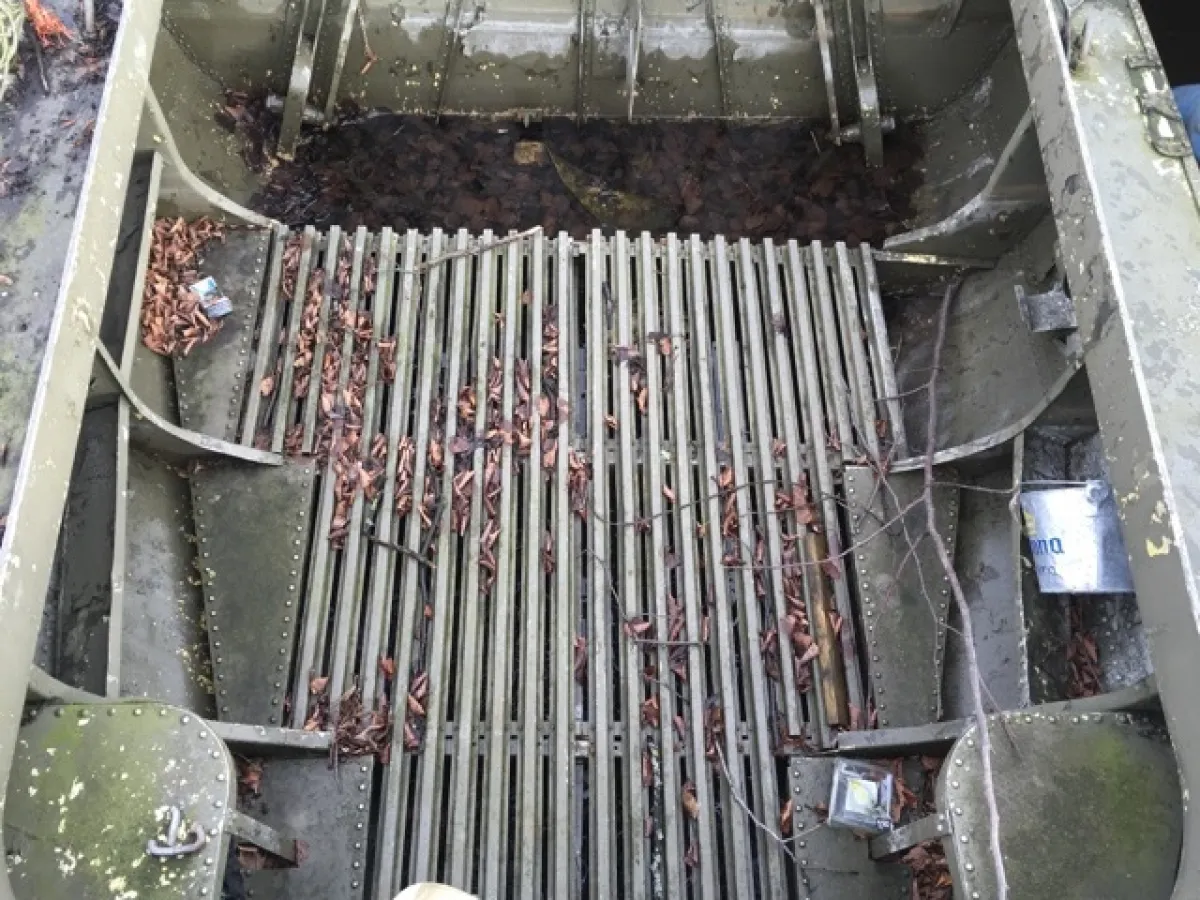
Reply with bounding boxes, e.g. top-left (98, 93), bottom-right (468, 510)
top-left (255, 116), bottom-right (922, 247)
top-left (903, 842), bottom-right (952, 900)
top-left (776, 476), bottom-right (820, 692)
top-left (24, 0), bottom-right (72, 49)
top-left (401, 669), bottom-right (430, 752)
top-left (141, 218), bottom-right (226, 357)
top-left (1067, 598), bottom-right (1101, 698)
top-left (333, 685), bottom-right (393, 763)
